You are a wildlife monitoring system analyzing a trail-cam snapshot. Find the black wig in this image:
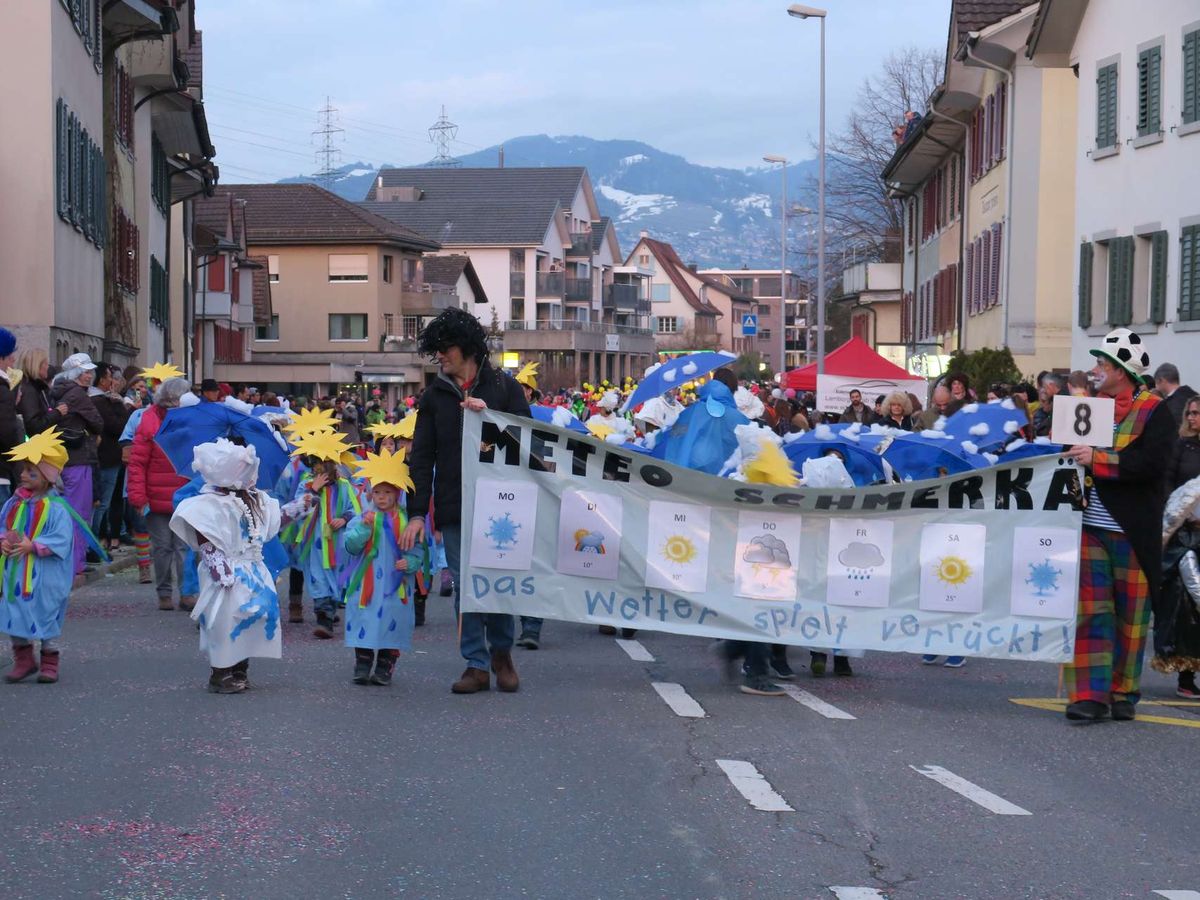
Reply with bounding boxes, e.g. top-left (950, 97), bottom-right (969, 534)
top-left (416, 308), bottom-right (489, 364)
